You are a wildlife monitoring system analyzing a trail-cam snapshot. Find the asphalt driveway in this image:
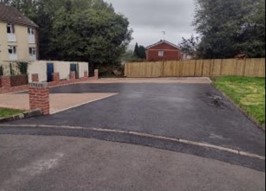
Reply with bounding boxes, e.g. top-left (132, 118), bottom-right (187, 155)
top-left (1, 79), bottom-right (265, 171)
top-left (0, 135), bottom-right (264, 191)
